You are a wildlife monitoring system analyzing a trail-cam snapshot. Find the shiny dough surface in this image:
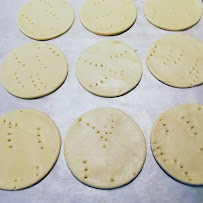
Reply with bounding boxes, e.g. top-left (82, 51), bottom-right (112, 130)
top-left (18, 0), bottom-right (75, 40)
top-left (151, 103), bottom-right (203, 185)
top-left (65, 108), bottom-right (146, 189)
top-left (0, 42), bottom-right (68, 99)
top-left (76, 40), bottom-right (142, 97)
top-left (146, 34), bottom-right (203, 88)
top-left (0, 109), bottom-right (61, 190)
top-left (144, 0), bottom-right (202, 31)
top-left (80, 0), bottom-right (137, 35)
